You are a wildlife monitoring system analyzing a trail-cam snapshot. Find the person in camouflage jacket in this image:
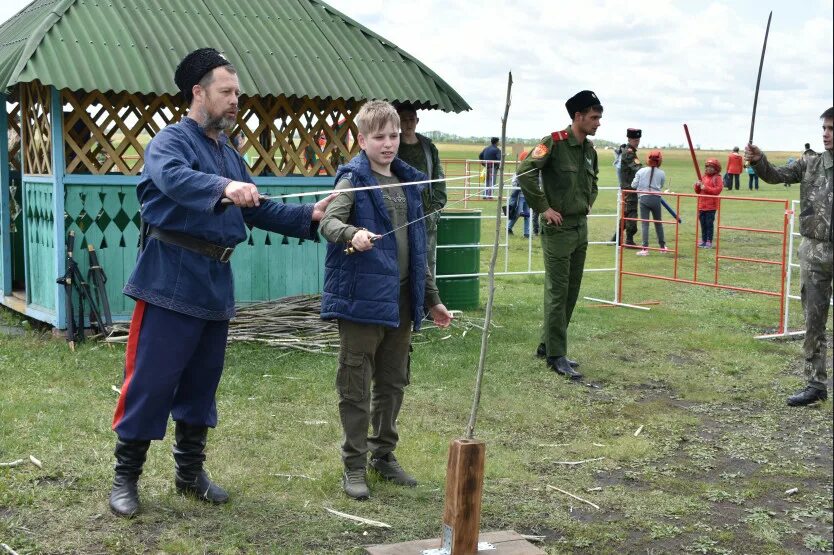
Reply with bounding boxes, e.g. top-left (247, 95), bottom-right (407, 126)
top-left (746, 107), bottom-right (833, 407)
top-left (613, 128), bottom-right (642, 246)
